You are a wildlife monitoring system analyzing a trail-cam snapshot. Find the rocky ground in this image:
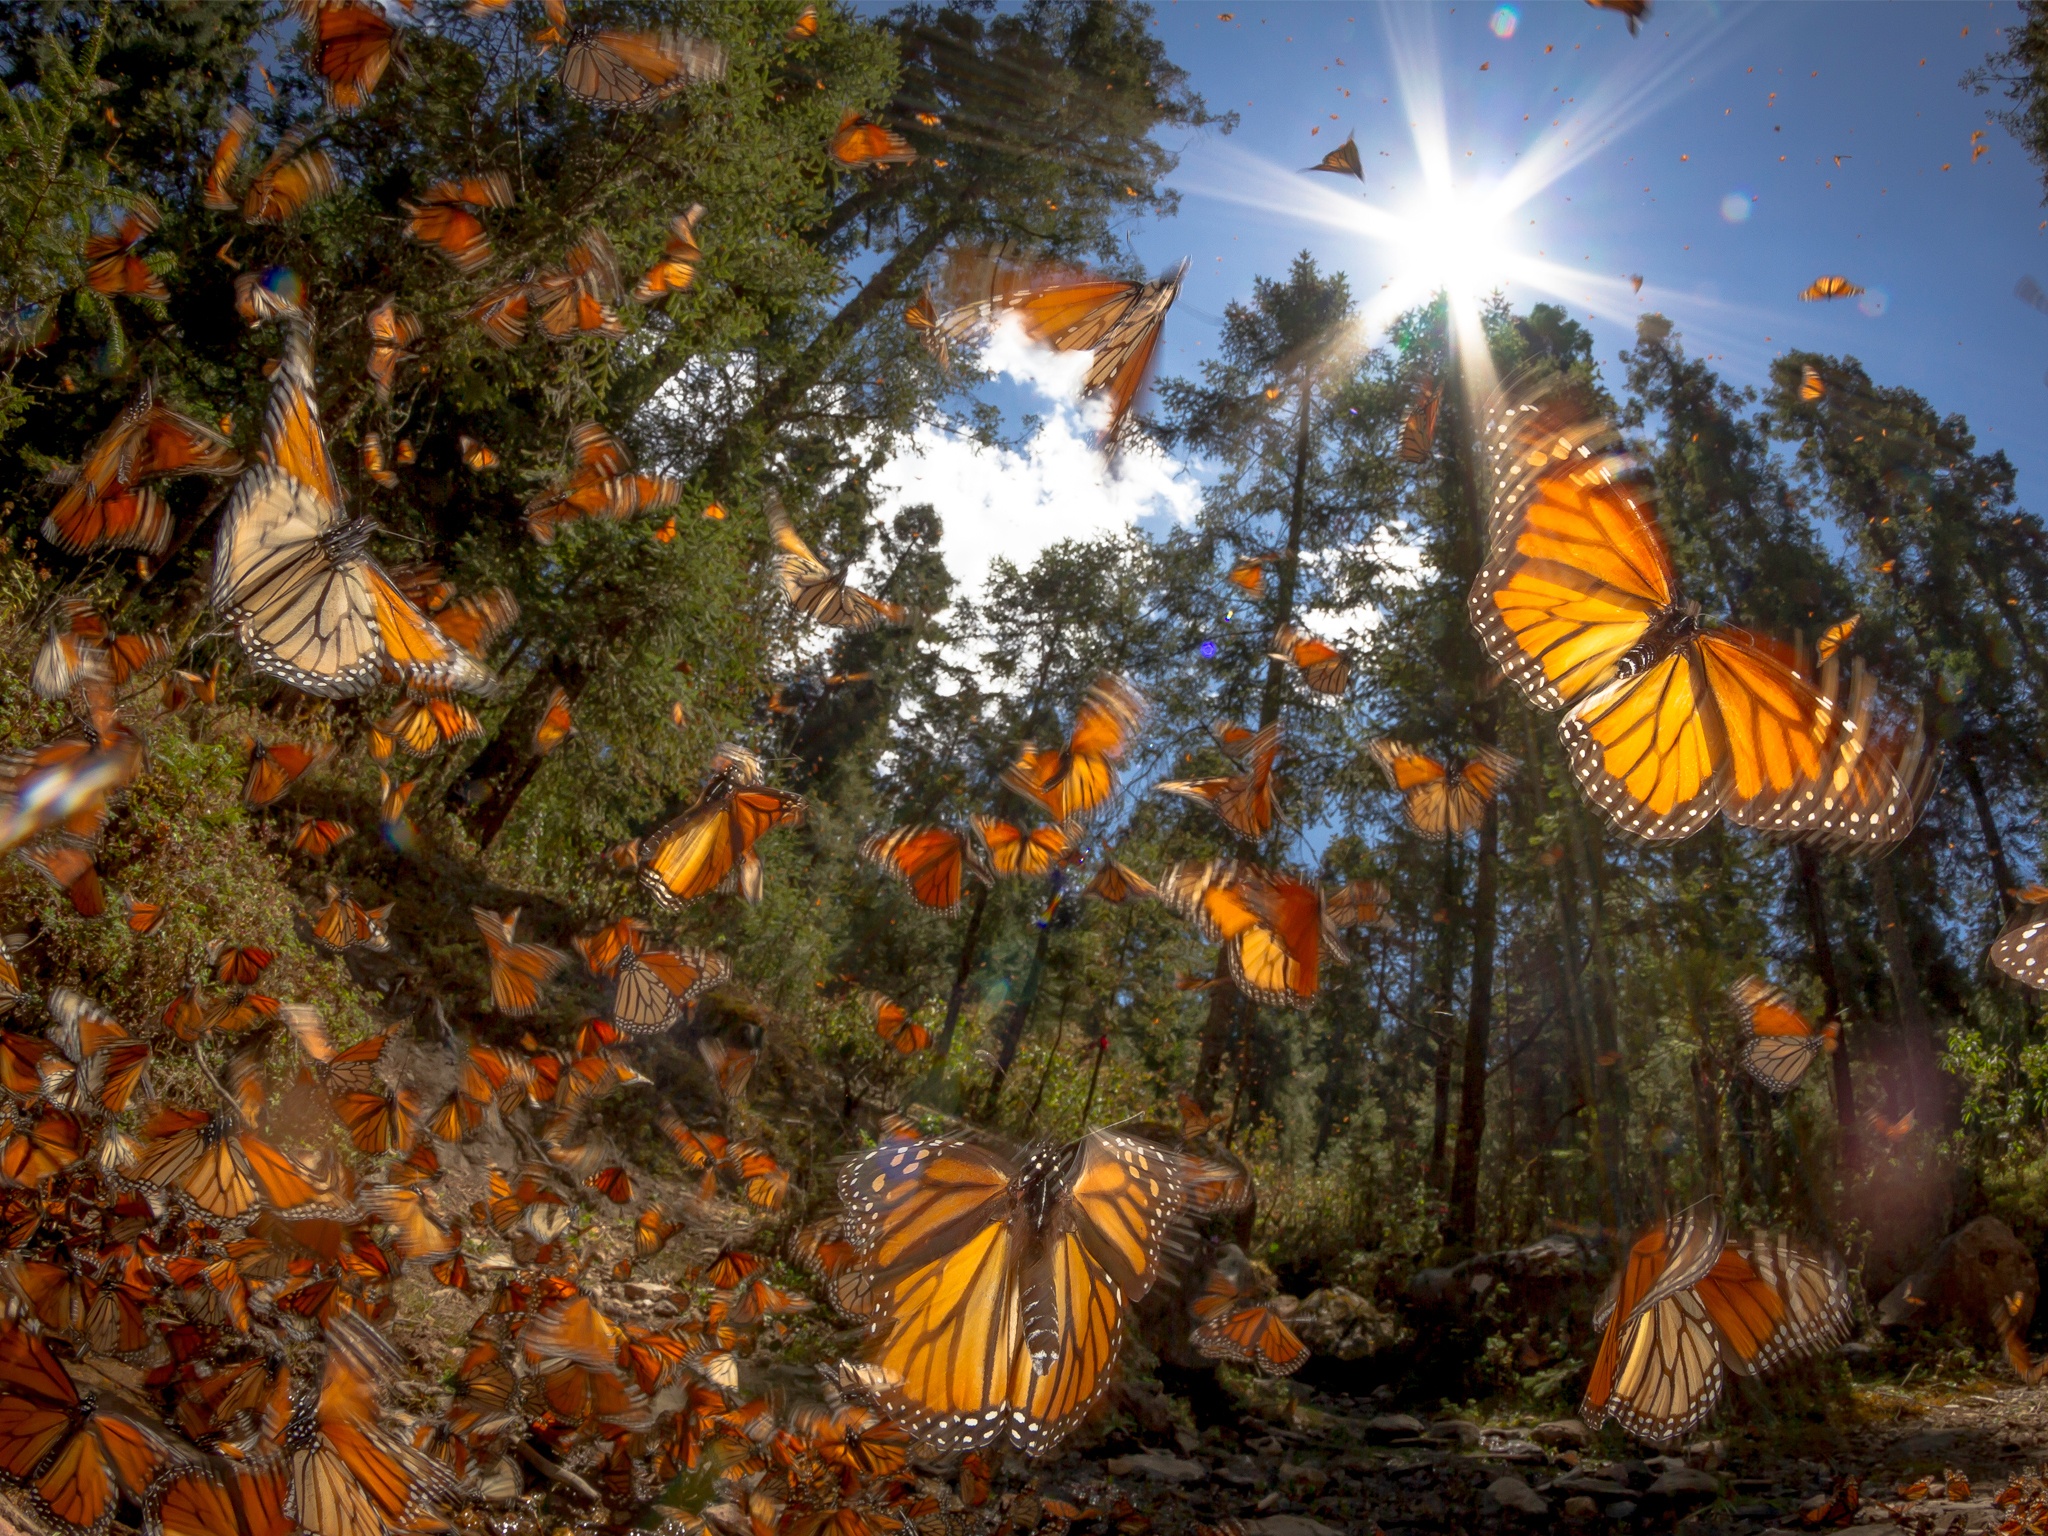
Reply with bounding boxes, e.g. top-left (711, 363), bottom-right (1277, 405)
top-left (1006, 1368), bottom-right (2048, 1536)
